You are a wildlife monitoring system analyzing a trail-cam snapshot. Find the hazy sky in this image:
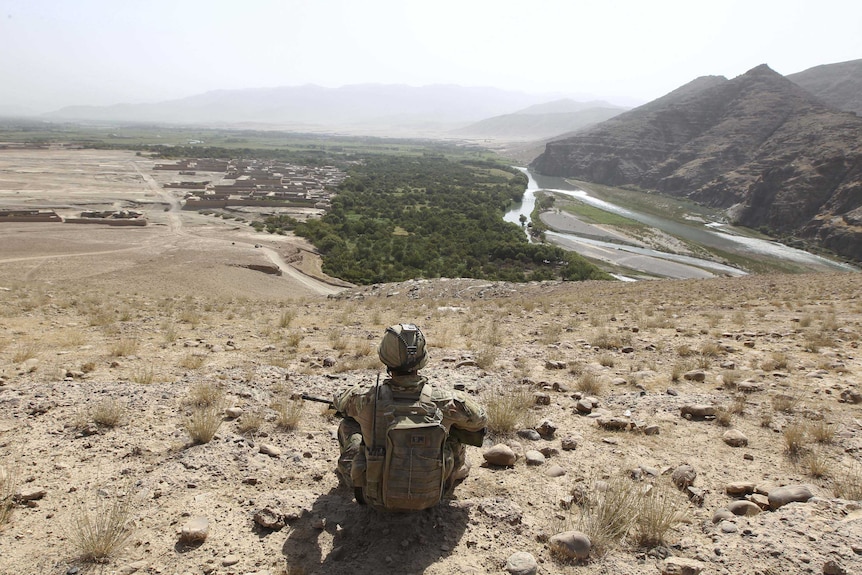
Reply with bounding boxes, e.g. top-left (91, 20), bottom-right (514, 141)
top-left (2, 0), bottom-right (860, 113)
